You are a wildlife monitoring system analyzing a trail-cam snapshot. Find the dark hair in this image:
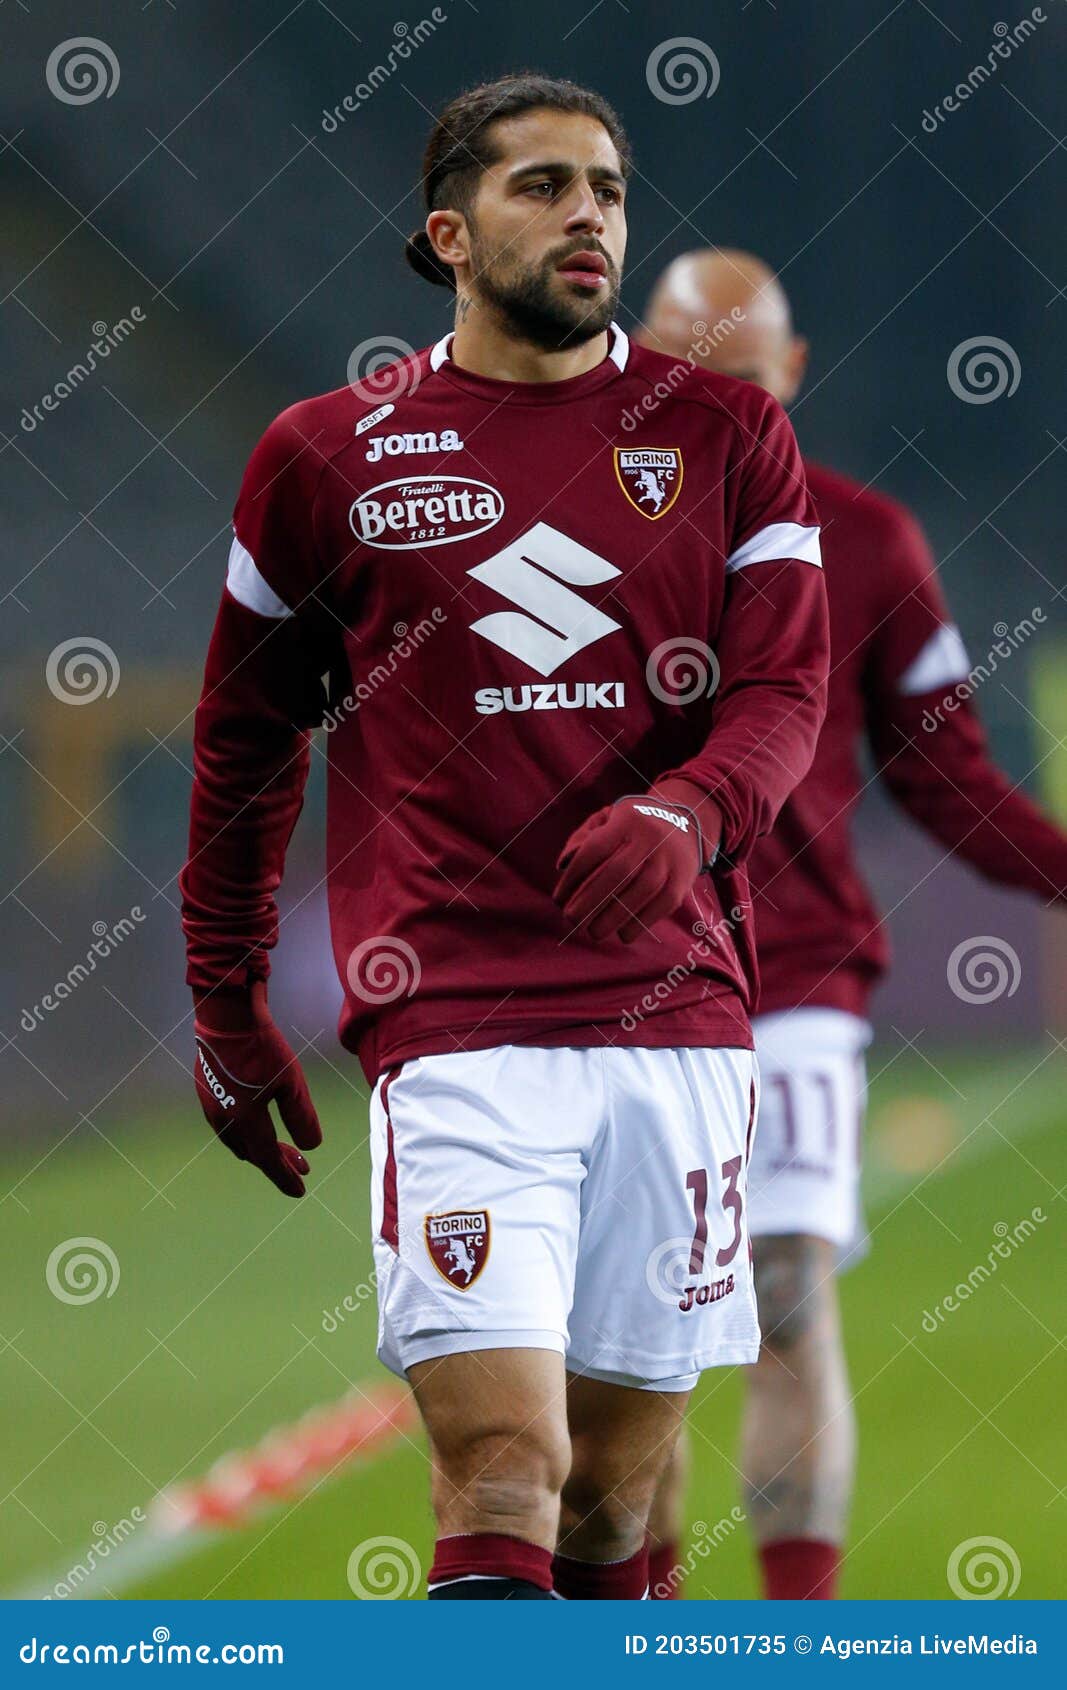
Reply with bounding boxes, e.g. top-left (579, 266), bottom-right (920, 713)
top-left (405, 73), bottom-right (632, 289)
